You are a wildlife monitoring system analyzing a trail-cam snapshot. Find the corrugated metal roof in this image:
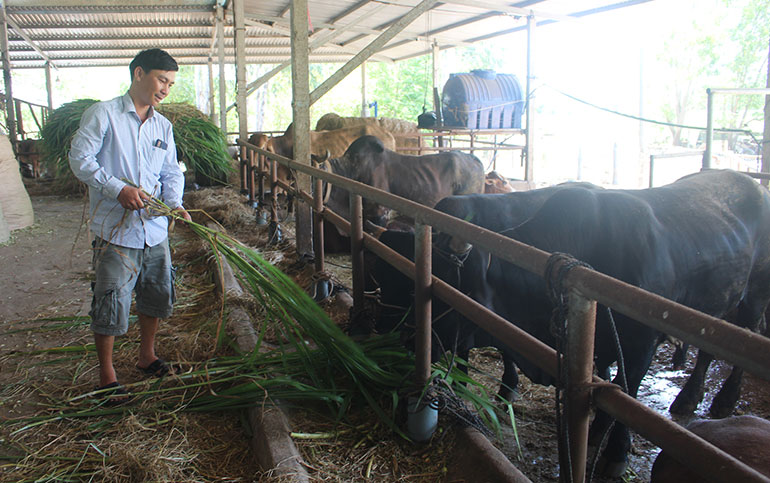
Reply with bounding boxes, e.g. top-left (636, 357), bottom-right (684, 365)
top-left (4, 0), bottom-right (655, 69)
